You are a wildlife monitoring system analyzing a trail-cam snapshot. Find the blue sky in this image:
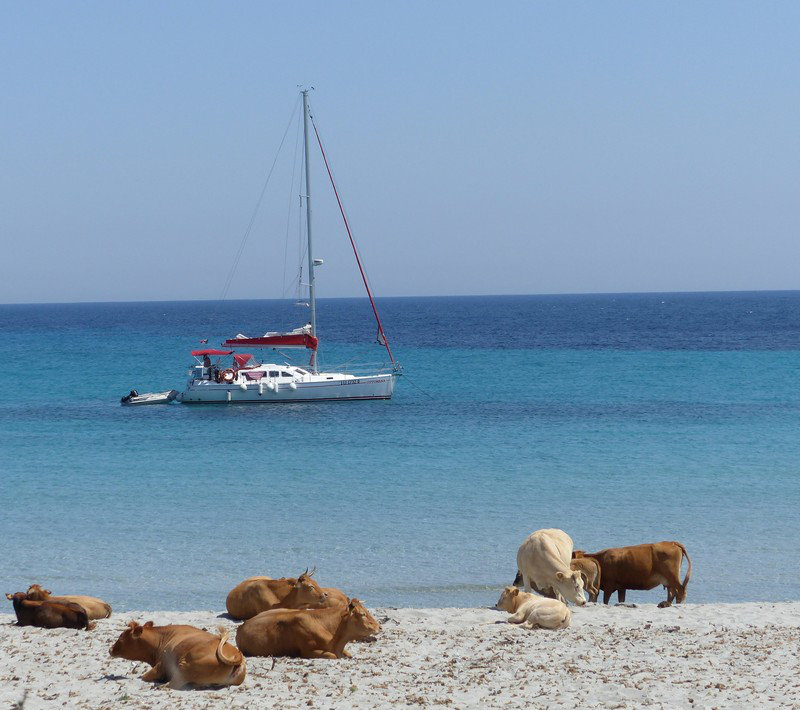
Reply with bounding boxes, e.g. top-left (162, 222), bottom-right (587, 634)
top-left (2, 1), bottom-right (799, 303)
